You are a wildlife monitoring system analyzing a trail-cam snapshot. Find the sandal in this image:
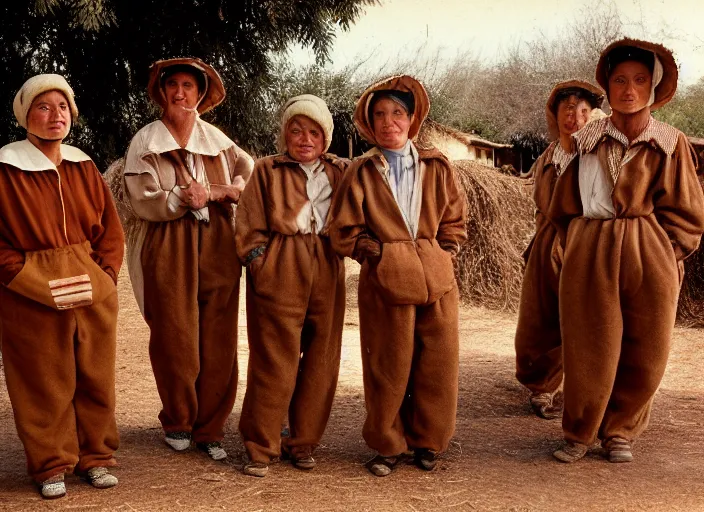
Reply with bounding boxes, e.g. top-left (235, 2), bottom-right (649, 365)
top-left (365, 454), bottom-right (402, 477)
top-left (603, 437), bottom-right (633, 463)
top-left (553, 441), bottom-right (588, 463)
